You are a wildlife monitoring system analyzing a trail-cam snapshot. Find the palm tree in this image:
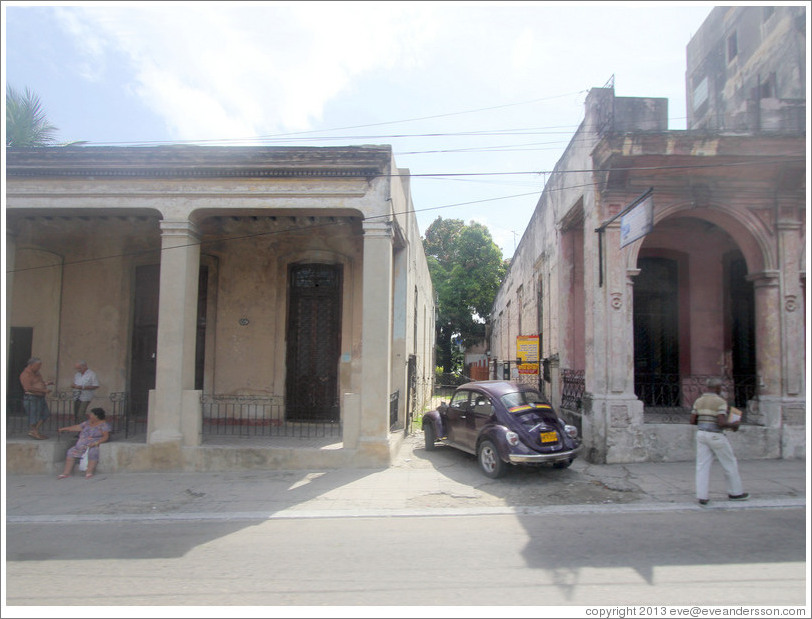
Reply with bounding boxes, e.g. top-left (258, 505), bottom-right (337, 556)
top-left (6, 85), bottom-right (59, 147)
